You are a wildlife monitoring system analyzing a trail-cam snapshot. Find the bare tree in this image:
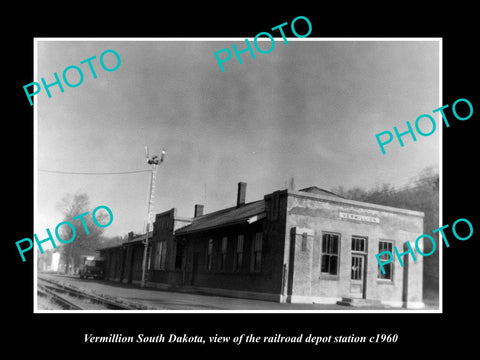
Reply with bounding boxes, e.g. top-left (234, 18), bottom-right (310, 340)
top-left (56, 192), bottom-right (107, 274)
